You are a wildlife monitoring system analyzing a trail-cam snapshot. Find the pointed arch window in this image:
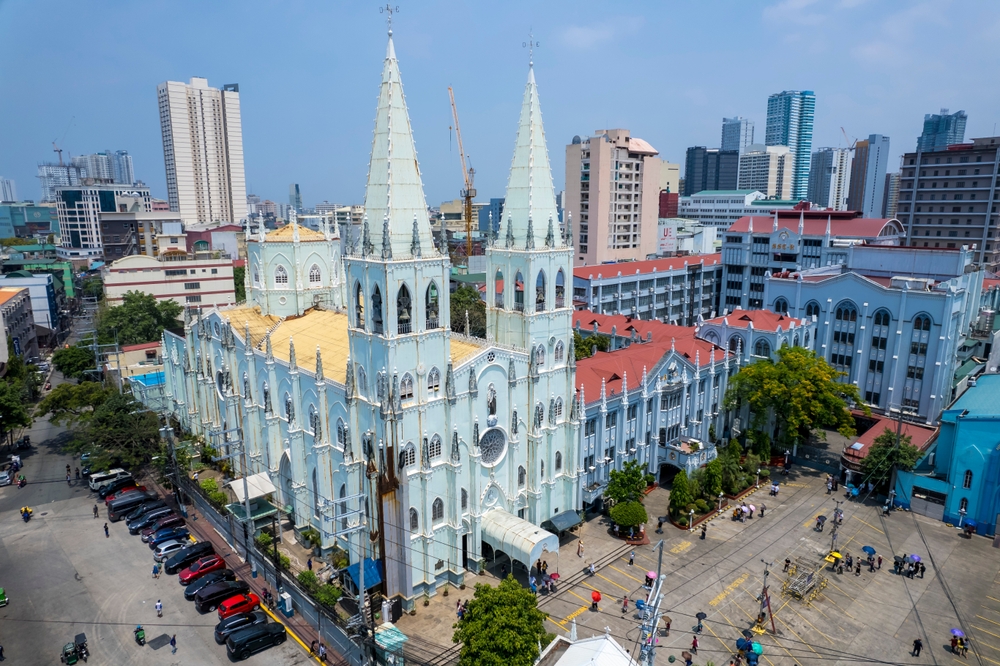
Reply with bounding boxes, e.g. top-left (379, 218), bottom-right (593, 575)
top-left (337, 419), bottom-right (347, 447)
top-left (832, 301), bottom-right (859, 377)
top-left (403, 442), bottom-right (416, 468)
top-left (426, 281), bottom-right (440, 329)
top-left (487, 384), bottom-right (497, 416)
top-left (400, 374), bottom-right (414, 401)
top-left (555, 269), bottom-right (566, 308)
top-left (354, 282), bottom-right (365, 329)
top-left (805, 301), bottom-right (821, 319)
top-left (371, 285), bottom-right (384, 334)
top-left (773, 297), bottom-right (789, 314)
top-left (432, 497), bottom-right (444, 523)
top-left (409, 507), bottom-right (419, 531)
top-left (754, 339), bottom-right (771, 357)
top-left (555, 451), bottom-right (563, 471)
top-left (397, 284), bottom-right (412, 334)
top-left (339, 484), bottom-right (348, 530)
top-left (461, 488), bottom-right (468, 511)
top-left (728, 335), bottom-right (743, 354)
top-left (541, 460), bottom-right (545, 479)
top-left (555, 340), bottom-right (565, 363)
top-left (274, 265), bottom-right (289, 287)
top-left (262, 381), bottom-right (271, 414)
top-left (534, 402), bottom-right (545, 428)
top-left (357, 366), bottom-right (367, 396)
top-left (308, 264), bottom-right (322, 286)
top-left (518, 465), bottom-right (526, 487)
top-left (311, 468), bottom-right (320, 519)
top-left (429, 435), bottom-right (442, 460)
top-left (428, 367), bottom-right (441, 393)
top-left (535, 270), bottom-right (547, 312)
top-left (284, 392), bottom-right (295, 423)
top-left (964, 470), bottom-right (973, 489)
top-left (555, 397), bottom-right (564, 420)
top-left (252, 266), bottom-right (260, 286)
top-left (535, 345), bottom-right (545, 367)
top-left (514, 271), bottom-right (525, 312)
top-left (960, 497), bottom-right (969, 512)
top-left (494, 269), bottom-right (504, 309)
